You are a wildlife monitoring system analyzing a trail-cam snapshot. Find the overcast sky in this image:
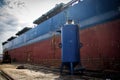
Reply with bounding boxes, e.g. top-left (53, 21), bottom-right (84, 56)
top-left (0, 0), bottom-right (70, 54)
